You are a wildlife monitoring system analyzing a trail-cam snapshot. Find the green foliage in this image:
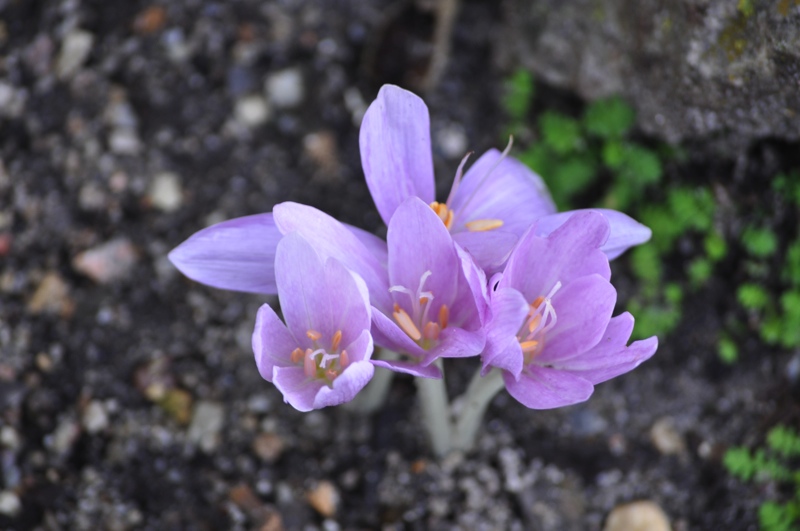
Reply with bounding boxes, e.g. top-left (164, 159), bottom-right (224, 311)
top-left (539, 111), bottom-right (582, 155)
top-left (583, 96), bottom-right (636, 139)
top-left (737, 0), bottom-right (755, 17)
top-left (772, 170), bottom-right (800, 207)
top-left (742, 226), bottom-right (779, 258)
top-left (725, 425), bottom-right (800, 531)
top-left (503, 69), bottom-right (535, 121)
top-left (737, 283), bottom-right (770, 311)
top-left (782, 240), bottom-right (800, 286)
top-left (717, 335), bottom-right (738, 364)
top-left (705, 231), bottom-right (728, 262)
top-left (688, 258), bottom-right (712, 287)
